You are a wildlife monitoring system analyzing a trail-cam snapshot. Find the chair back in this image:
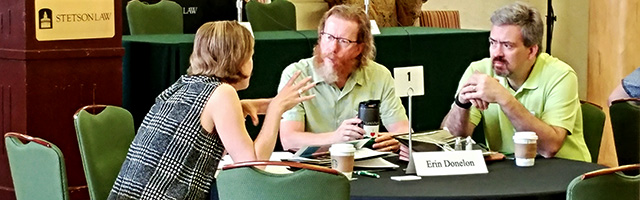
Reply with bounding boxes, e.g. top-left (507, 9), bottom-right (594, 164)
top-left (246, 0), bottom-right (297, 31)
top-left (420, 10), bottom-right (461, 28)
top-left (580, 101), bottom-right (605, 163)
top-left (217, 161), bottom-right (350, 200)
top-left (73, 105), bottom-right (135, 200)
top-left (126, 0), bottom-right (183, 34)
top-left (567, 164), bottom-right (640, 200)
top-left (4, 132), bottom-right (70, 200)
top-left (610, 98), bottom-right (640, 166)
